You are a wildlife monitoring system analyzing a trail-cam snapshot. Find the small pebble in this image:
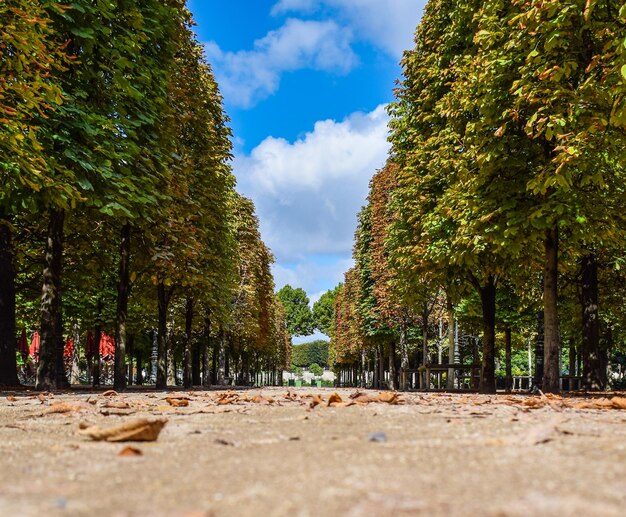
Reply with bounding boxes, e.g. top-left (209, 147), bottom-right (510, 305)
top-left (368, 432), bottom-right (387, 443)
